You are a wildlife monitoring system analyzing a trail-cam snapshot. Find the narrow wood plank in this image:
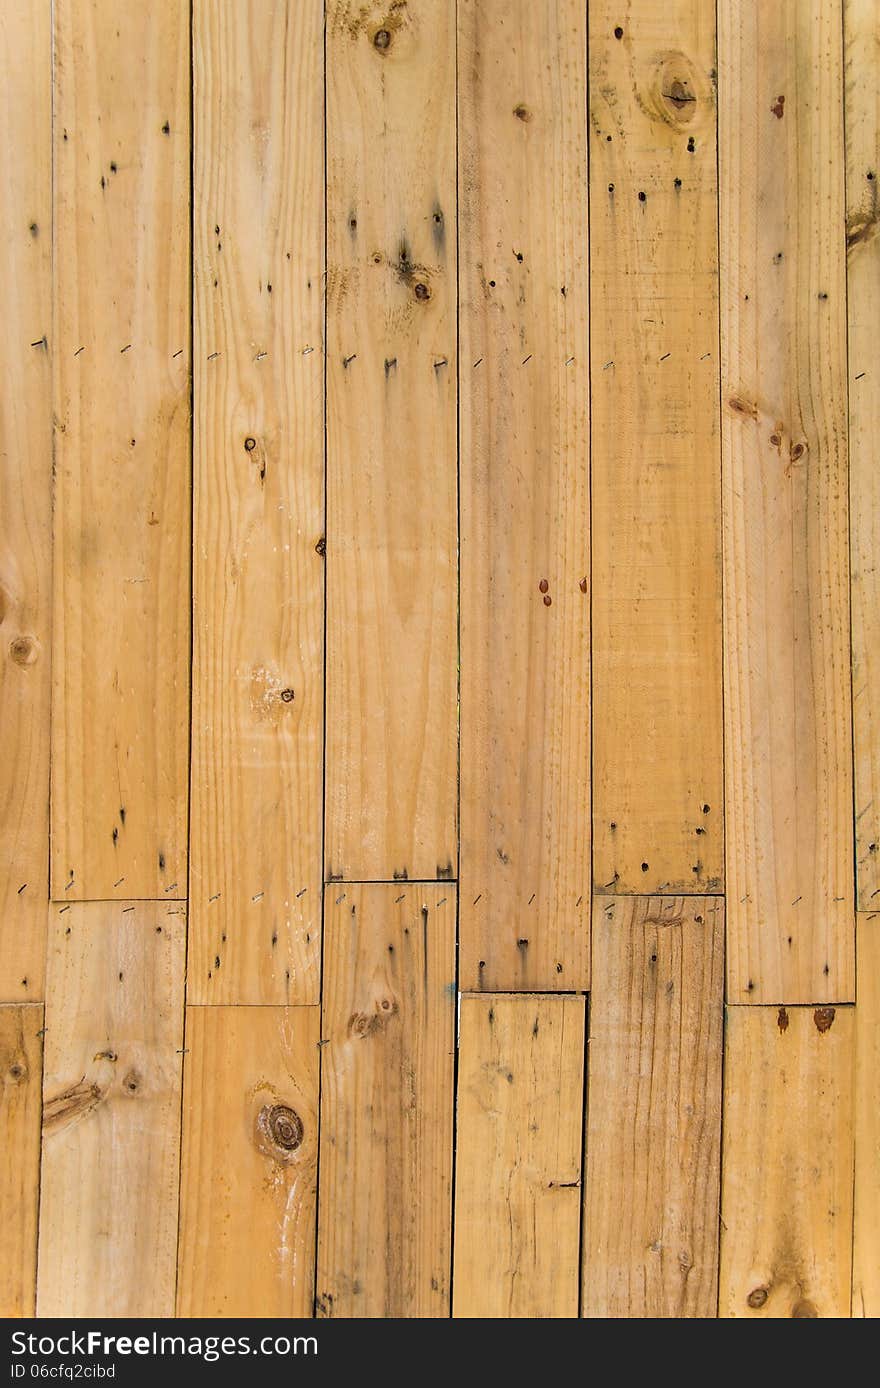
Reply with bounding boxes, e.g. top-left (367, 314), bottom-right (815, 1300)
top-left (458, 0), bottom-right (590, 989)
top-left (720, 0), bottom-right (853, 1002)
top-left (0, 1005), bottom-right (43, 1317)
top-left (37, 902), bottom-right (184, 1317)
top-left (317, 883), bottom-right (455, 1317)
top-left (51, 0), bottom-right (190, 900)
top-left (177, 1005), bottom-right (318, 1318)
top-left (324, 1), bottom-right (457, 882)
top-left (590, 2), bottom-right (722, 896)
top-left (719, 1004), bottom-right (854, 1318)
top-left (453, 994), bottom-right (584, 1319)
top-left (854, 913), bottom-right (880, 1316)
top-left (0, 0), bottom-right (51, 999)
top-left (846, 0), bottom-right (880, 910)
top-left (190, 0), bottom-right (323, 1004)
top-left (583, 896), bottom-right (724, 1317)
